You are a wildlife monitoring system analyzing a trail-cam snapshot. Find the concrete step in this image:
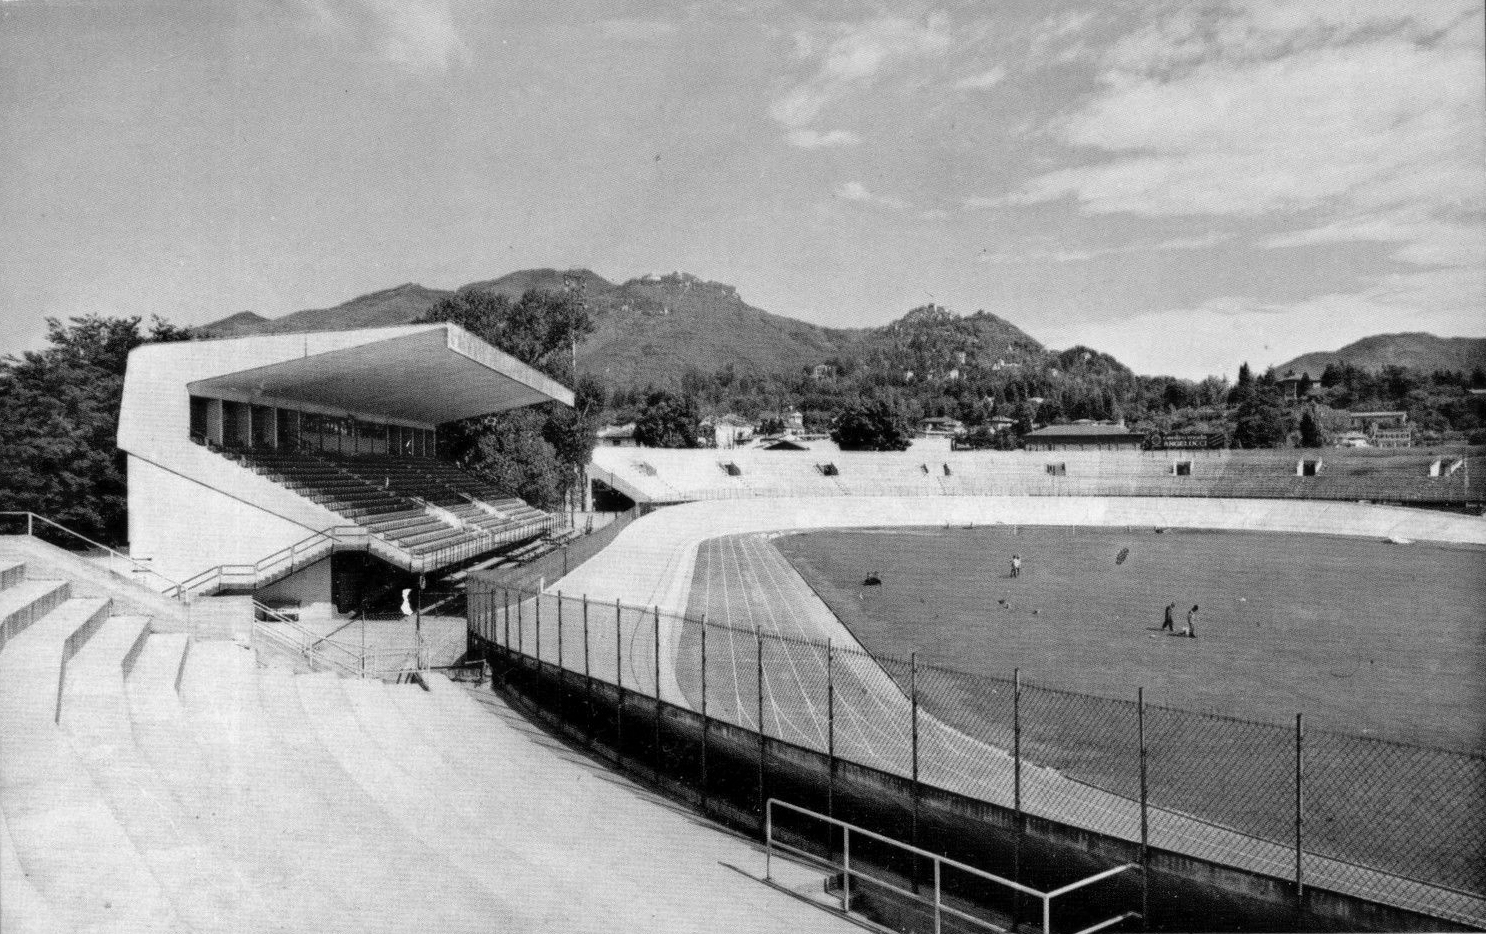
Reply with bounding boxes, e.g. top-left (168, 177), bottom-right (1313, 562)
top-left (3, 597), bottom-right (109, 726)
top-left (293, 674), bottom-right (552, 926)
top-left (62, 614), bottom-right (150, 715)
top-left (174, 642), bottom-right (369, 934)
top-left (0, 560), bottom-right (25, 592)
top-left (402, 675), bottom-right (863, 933)
top-left (0, 579), bottom-right (70, 649)
top-left (63, 617), bottom-right (278, 934)
top-left (0, 601), bottom-right (188, 933)
top-left (255, 670), bottom-right (513, 931)
top-left (0, 807), bottom-right (71, 934)
top-left (124, 633), bottom-right (189, 717)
